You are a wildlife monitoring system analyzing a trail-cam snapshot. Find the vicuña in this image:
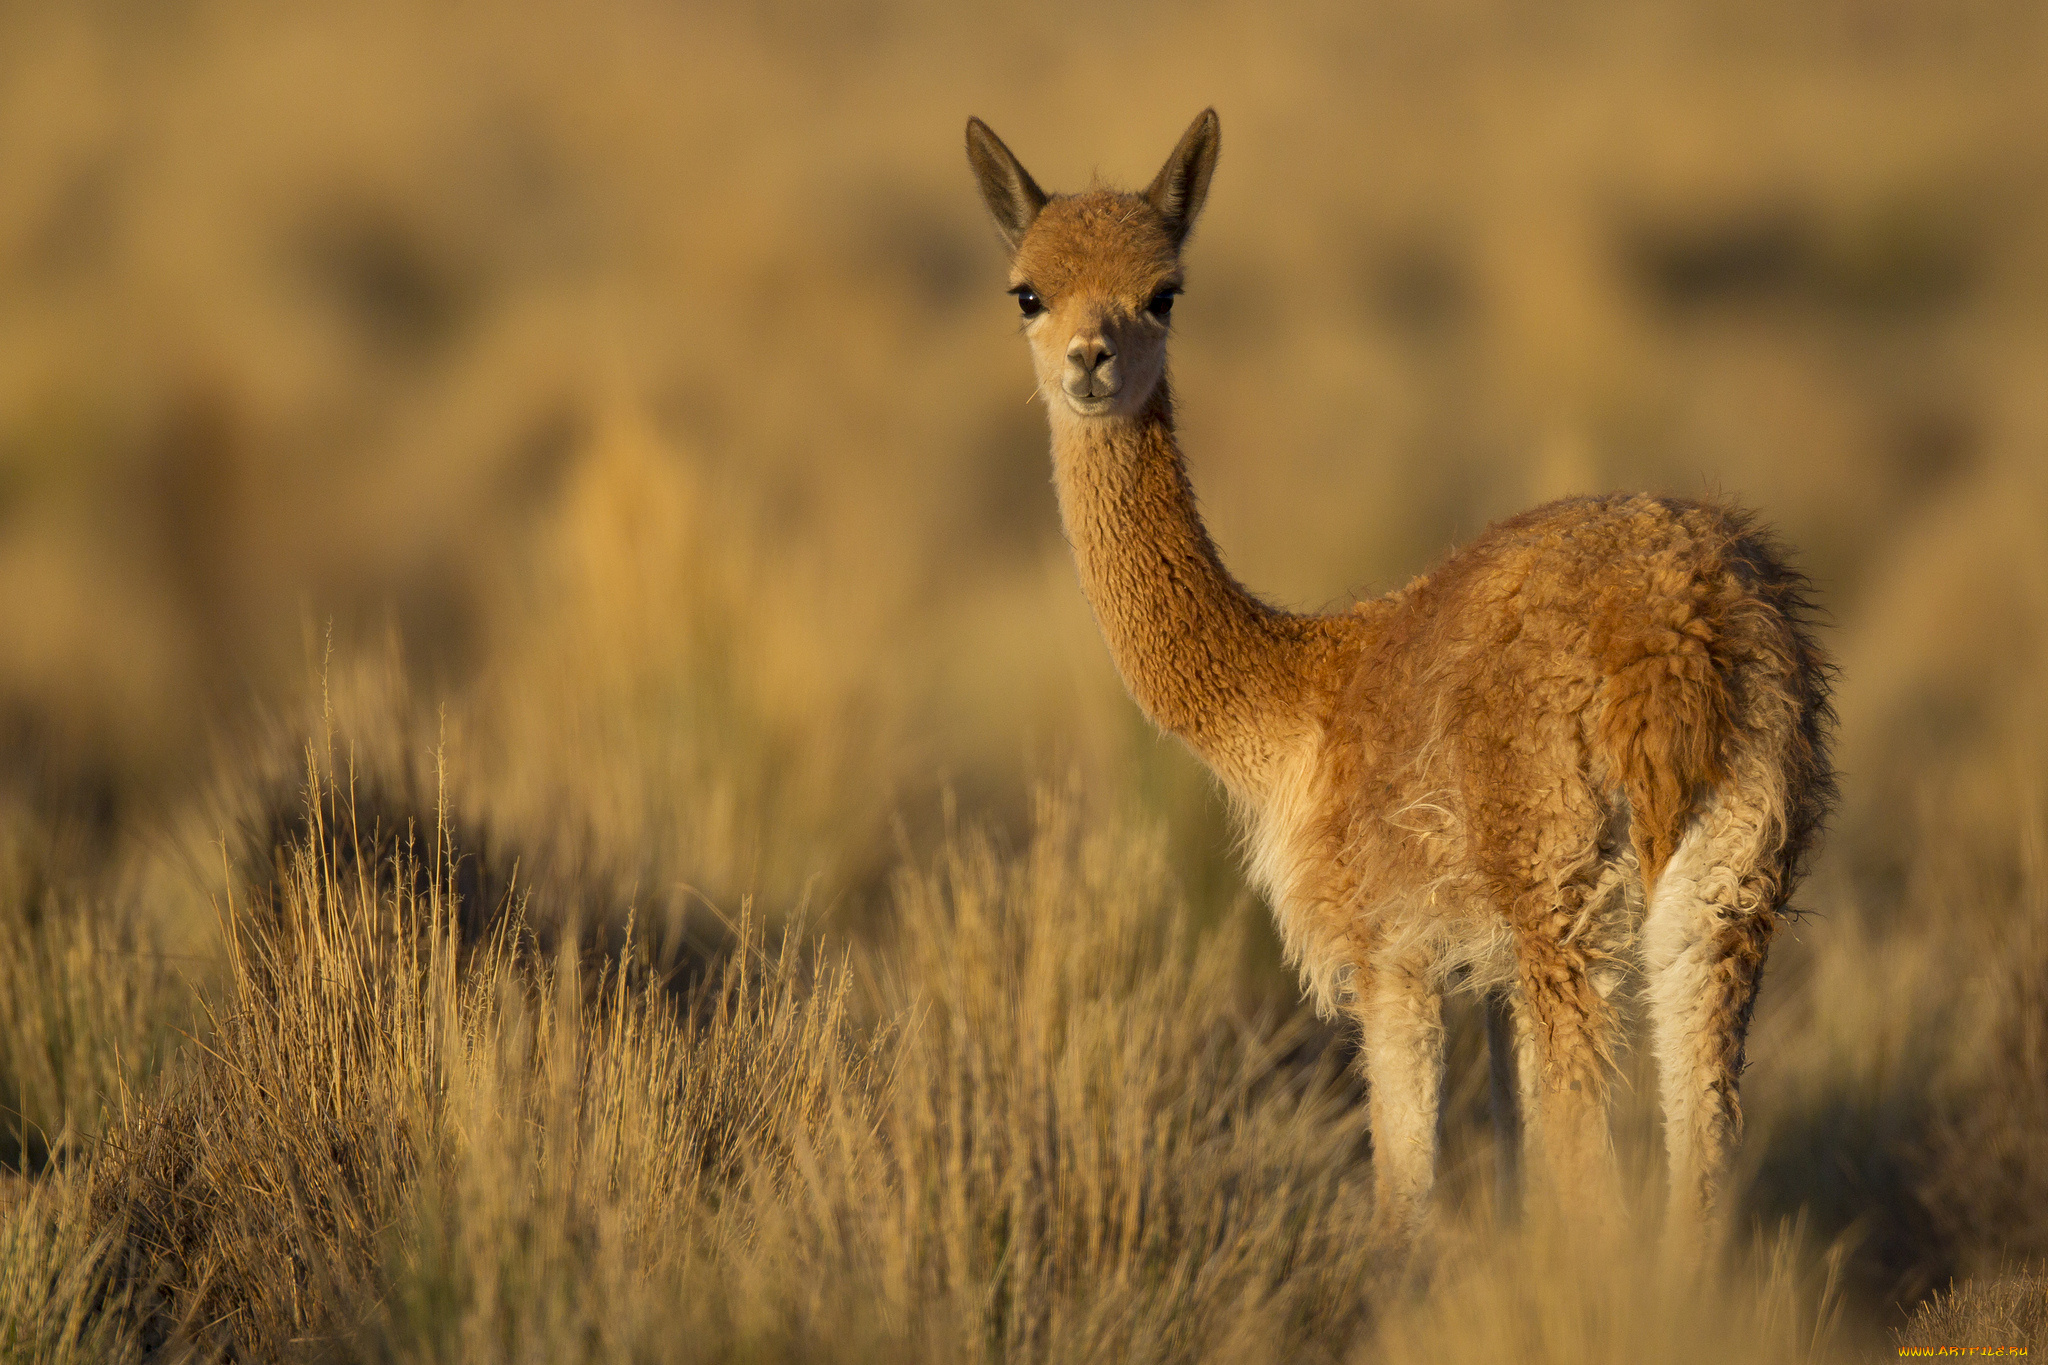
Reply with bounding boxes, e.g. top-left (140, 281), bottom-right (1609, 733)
top-left (965, 108), bottom-right (1835, 1240)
